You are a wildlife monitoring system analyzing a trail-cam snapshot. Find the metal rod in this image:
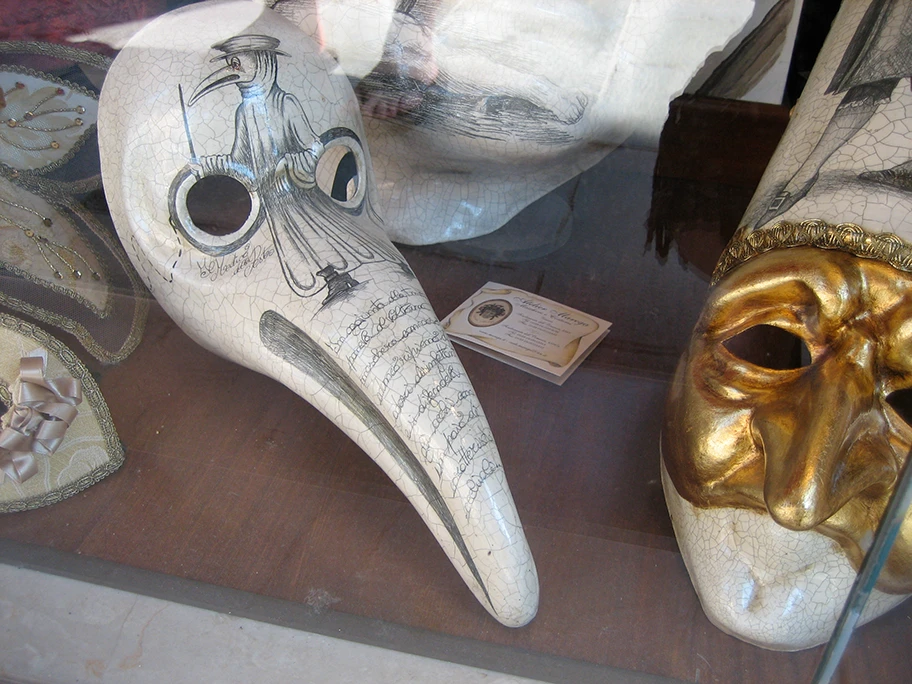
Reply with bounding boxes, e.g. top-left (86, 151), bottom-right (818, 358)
top-left (811, 446), bottom-right (912, 684)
